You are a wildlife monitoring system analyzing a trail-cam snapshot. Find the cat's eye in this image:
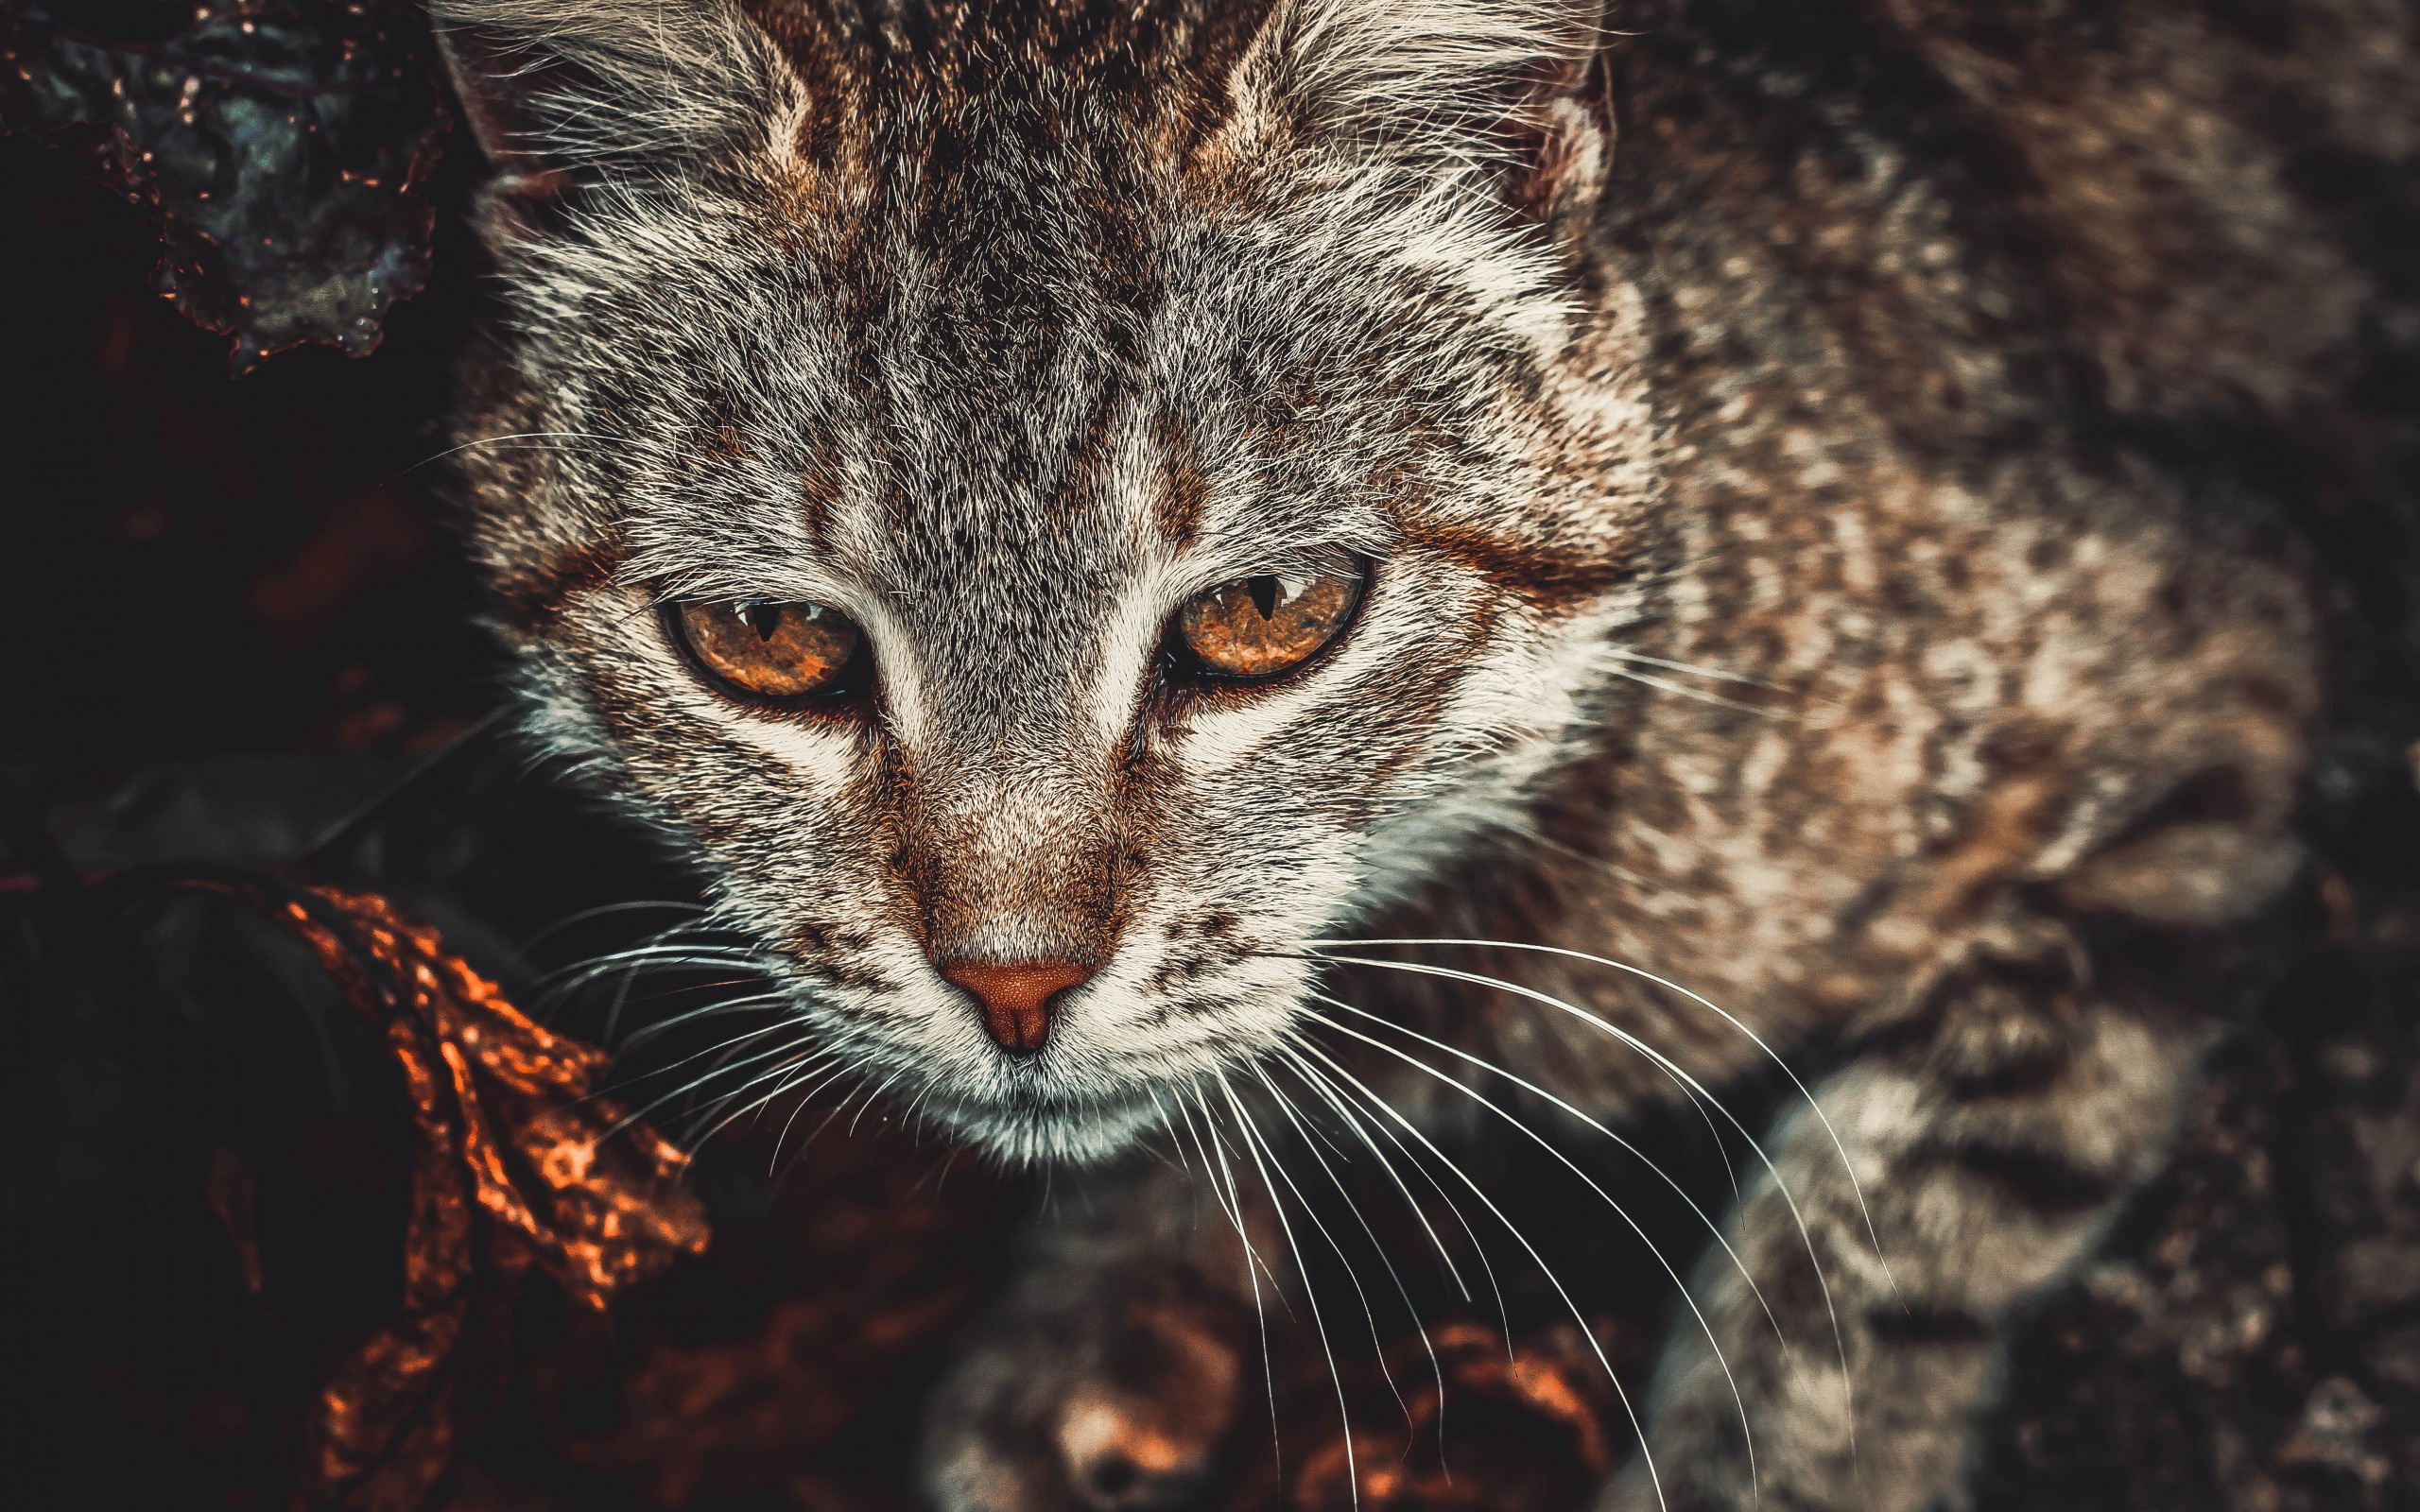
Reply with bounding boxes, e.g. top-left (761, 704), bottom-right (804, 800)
top-left (1172, 558), bottom-right (1369, 680)
top-left (667, 598), bottom-right (865, 703)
